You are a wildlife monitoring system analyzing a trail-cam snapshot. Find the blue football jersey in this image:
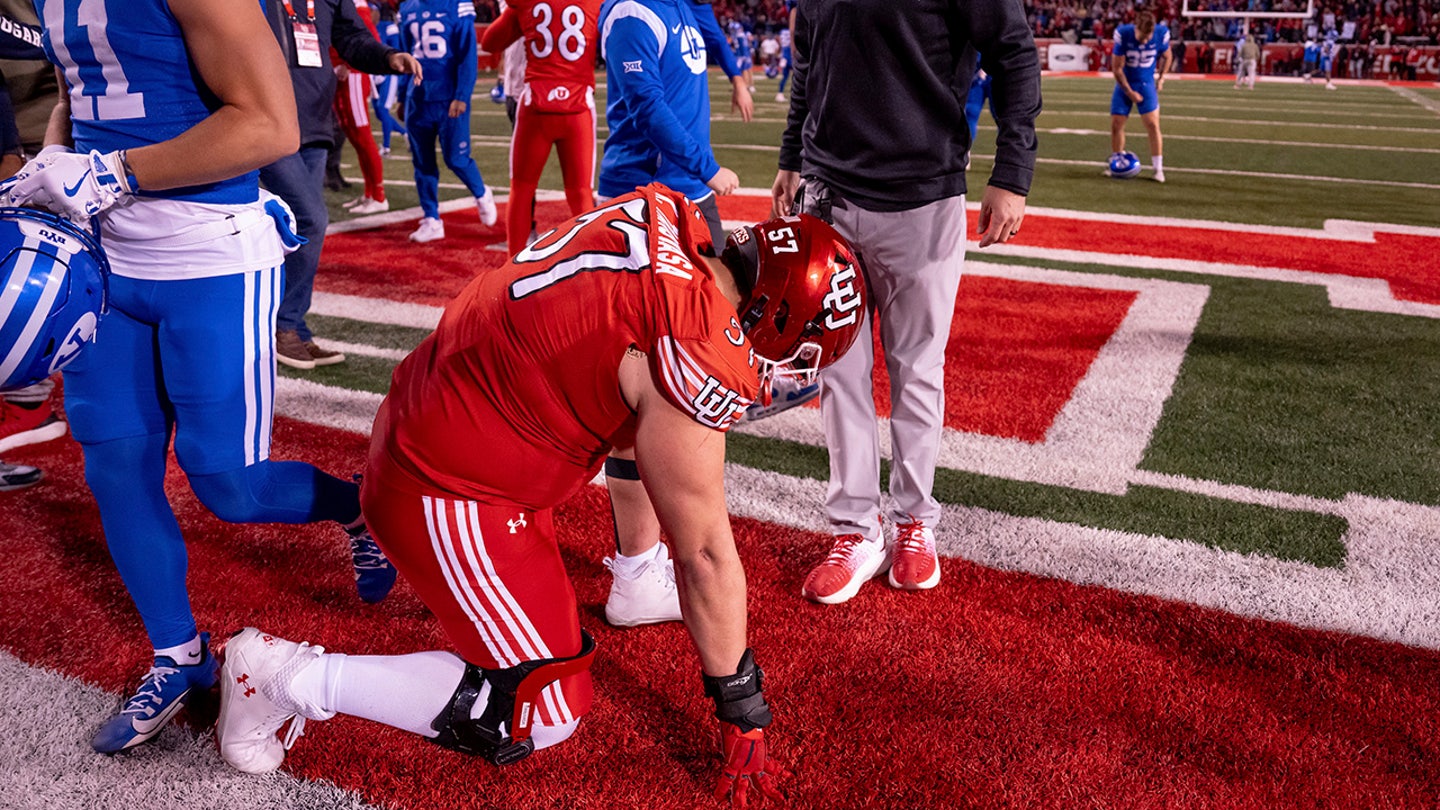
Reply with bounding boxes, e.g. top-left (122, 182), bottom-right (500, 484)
top-left (34, 0), bottom-right (254, 203)
top-left (399, 0), bottom-right (480, 104)
top-left (1112, 23), bottom-right (1170, 85)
